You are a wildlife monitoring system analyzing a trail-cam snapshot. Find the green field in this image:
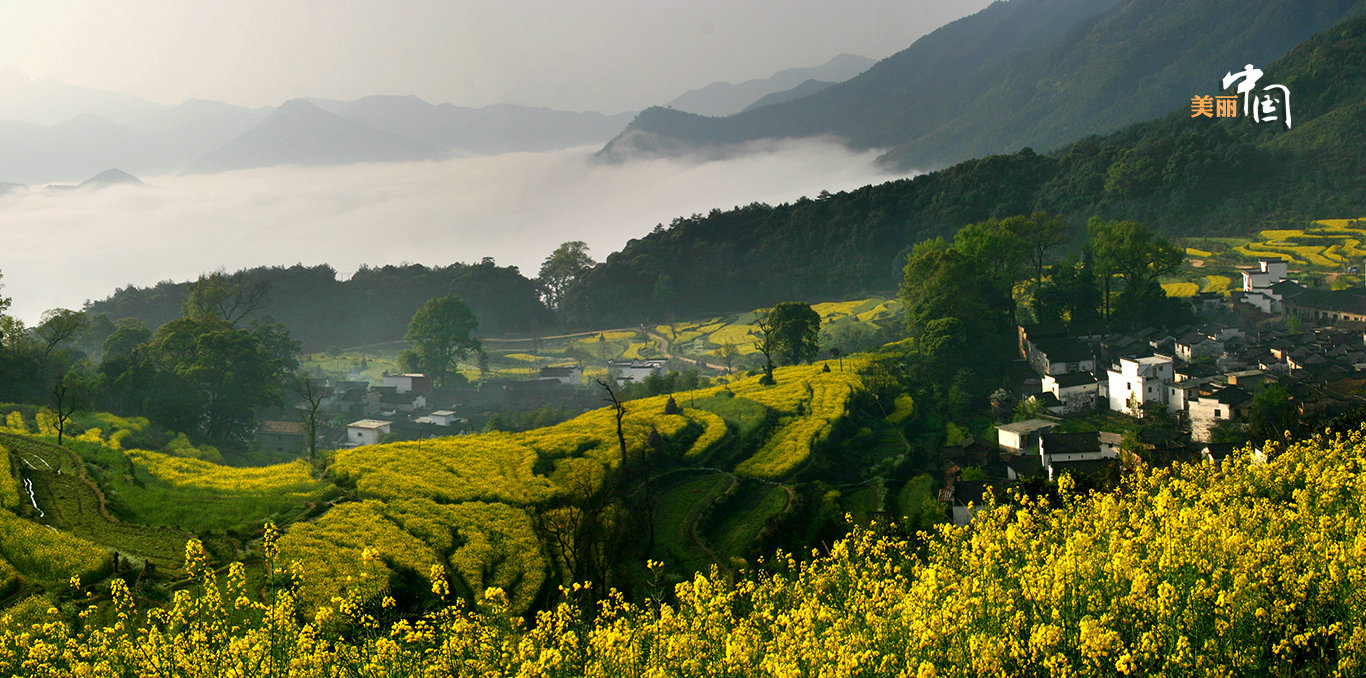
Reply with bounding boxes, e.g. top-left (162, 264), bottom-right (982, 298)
top-left (295, 297), bottom-right (903, 387)
top-left (653, 472), bottom-right (735, 574)
top-left (705, 482), bottom-right (790, 561)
